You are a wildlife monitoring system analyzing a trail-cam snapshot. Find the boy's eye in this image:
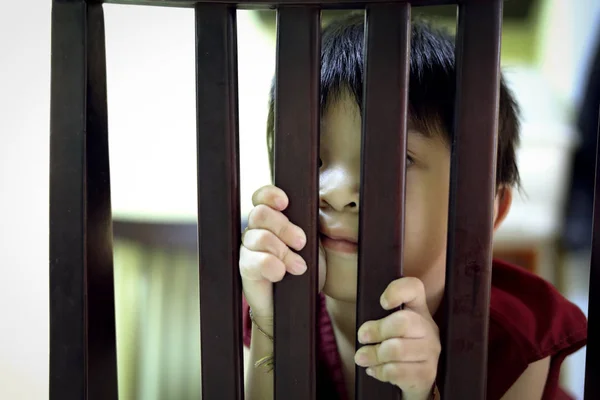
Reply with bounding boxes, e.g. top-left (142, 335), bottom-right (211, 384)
top-left (318, 158), bottom-right (323, 168)
top-left (406, 155), bottom-right (414, 166)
